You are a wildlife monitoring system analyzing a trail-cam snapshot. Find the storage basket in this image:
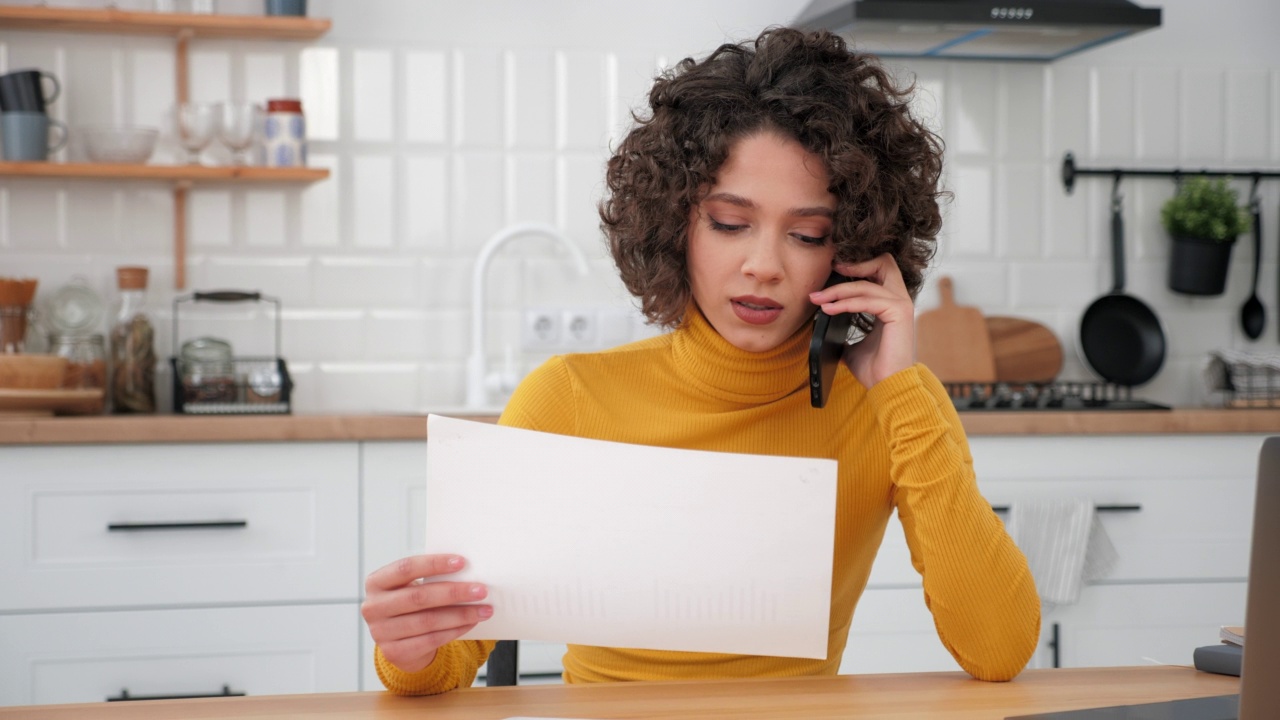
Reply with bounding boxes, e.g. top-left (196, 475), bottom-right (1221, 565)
top-left (1205, 350), bottom-right (1280, 408)
top-left (169, 291), bottom-right (292, 415)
